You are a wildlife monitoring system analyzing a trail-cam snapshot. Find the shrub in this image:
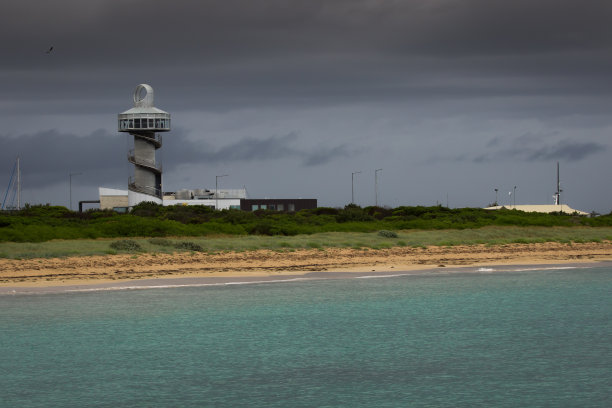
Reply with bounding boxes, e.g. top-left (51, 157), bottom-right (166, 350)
top-left (109, 239), bottom-right (142, 251)
top-left (310, 207), bottom-right (340, 216)
top-left (131, 201), bottom-right (163, 217)
top-left (378, 230), bottom-right (398, 238)
top-left (148, 238), bottom-right (173, 247)
top-left (364, 206), bottom-right (393, 219)
top-left (336, 205), bottom-right (375, 223)
top-left (174, 241), bottom-right (204, 252)
top-left (220, 210), bottom-right (256, 225)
